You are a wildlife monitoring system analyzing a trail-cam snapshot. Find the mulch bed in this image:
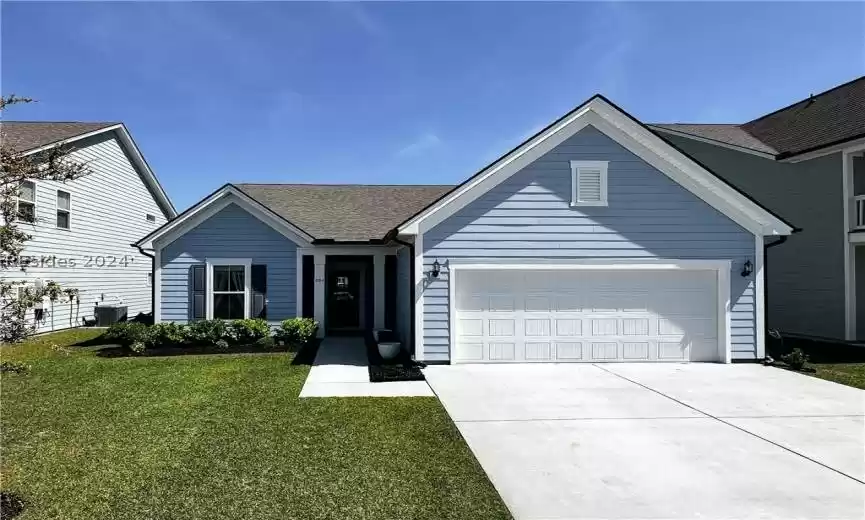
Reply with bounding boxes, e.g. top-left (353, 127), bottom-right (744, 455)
top-left (365, 332), bottom-right (425, 383)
